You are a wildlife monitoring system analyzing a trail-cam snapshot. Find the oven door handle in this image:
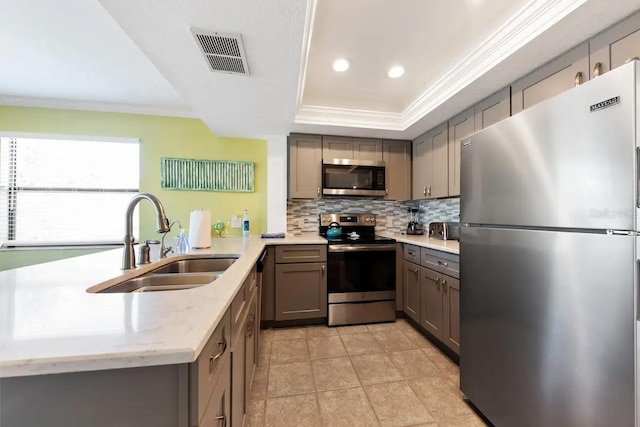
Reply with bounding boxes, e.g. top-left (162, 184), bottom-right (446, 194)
top-left (328, 244), bottom-right (397, 252)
